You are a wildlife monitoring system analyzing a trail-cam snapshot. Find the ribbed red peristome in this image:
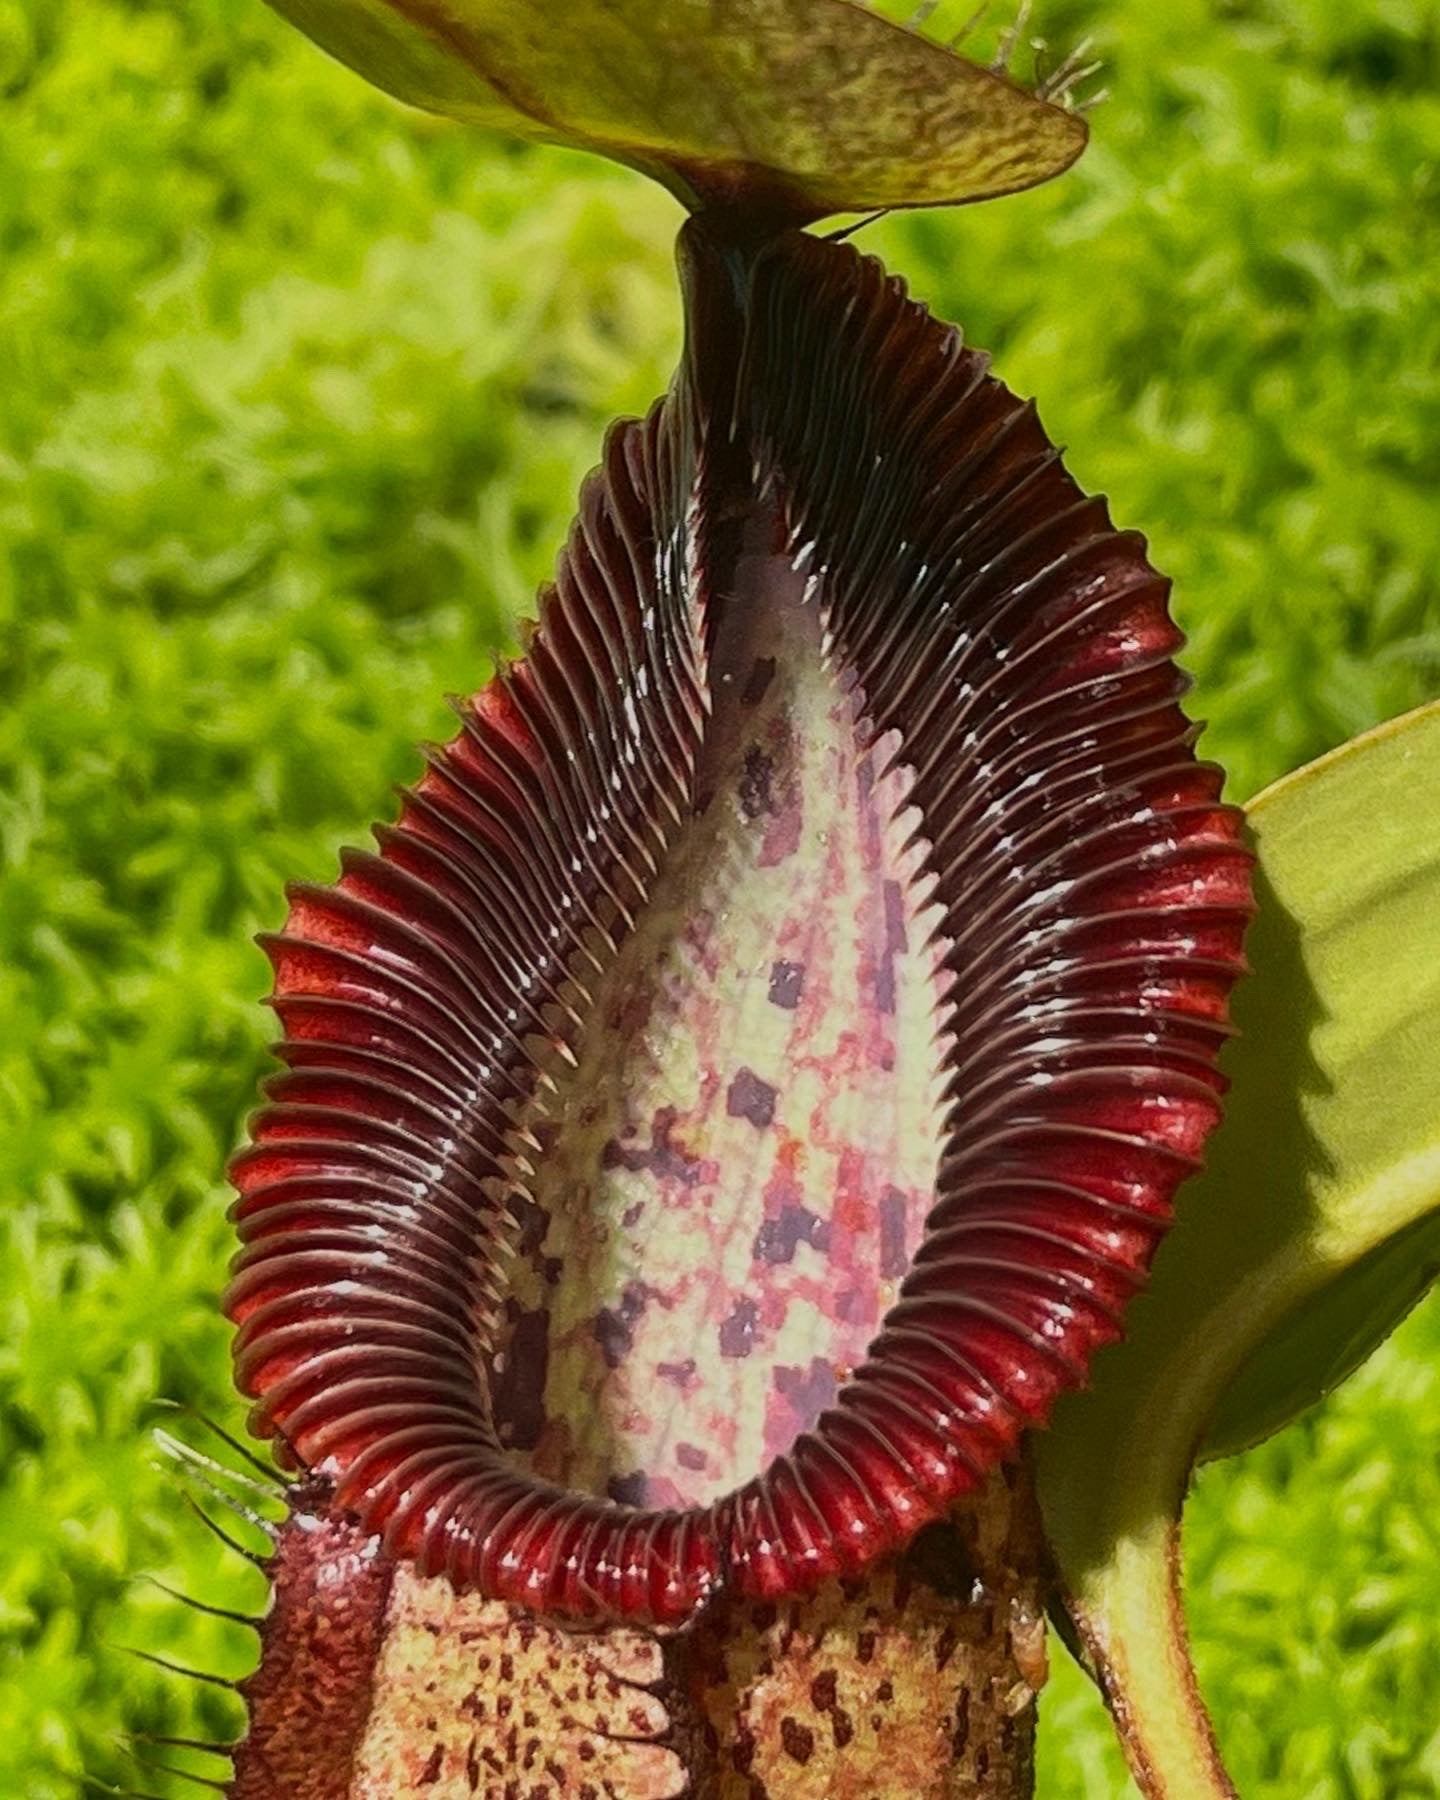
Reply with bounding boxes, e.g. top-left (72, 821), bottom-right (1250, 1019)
top-left (226, 224), bottom-right (1252, 1626)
